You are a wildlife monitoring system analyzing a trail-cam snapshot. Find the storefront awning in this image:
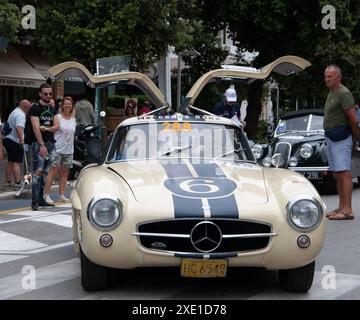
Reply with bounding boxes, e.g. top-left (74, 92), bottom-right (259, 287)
top-left (0, 47), bottom-right (46, 88)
